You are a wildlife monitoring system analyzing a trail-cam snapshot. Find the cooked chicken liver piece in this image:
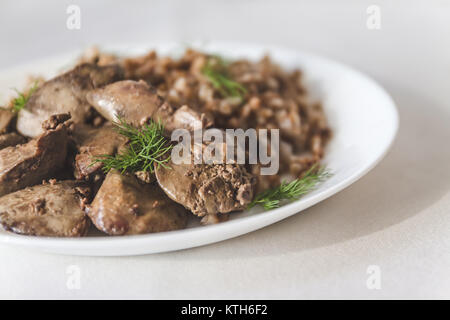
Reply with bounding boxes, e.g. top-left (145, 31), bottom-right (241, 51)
top-left (88, 169), bottom-right (188, 235)
top-left (0, 180), bottom-right (90, 237)
top-left (73, 123), bottom-right (127, 180)
top-left (0, 108), bottom-right (15, 133)
top-left (0, 113), bottom-right (71, 196)
top-left (86, 80), bottom-right (212, 133)
top-left (155, 160), bottom-right (255, 222)
top-left (16, 63), bottom-right (123, 138)
top-left (0, 133), bottom-right (26, 150)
